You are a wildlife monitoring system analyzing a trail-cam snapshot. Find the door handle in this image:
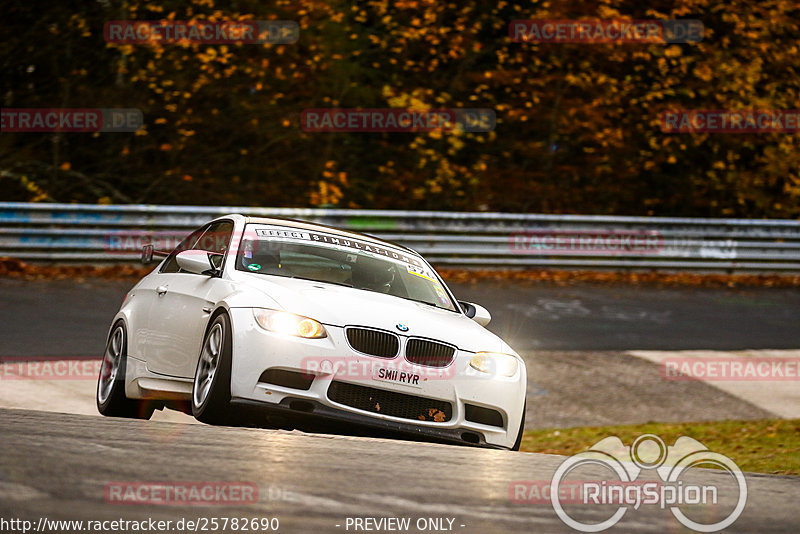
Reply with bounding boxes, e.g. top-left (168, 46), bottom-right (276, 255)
top-left (156, 285), bottom-right (168, 296)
